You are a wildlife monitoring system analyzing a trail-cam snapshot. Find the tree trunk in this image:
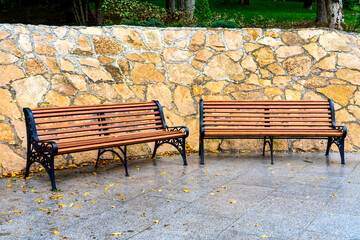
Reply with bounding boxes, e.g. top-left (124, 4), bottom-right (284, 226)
top-left (303, 0), bottom-right (313, 9)
top-left (95, 0), bottom-right (103, 25)
top-left (326, 0), bottom-right (343, 29)
top-left (187, 0), bottom-right (195, 18)
top-left (178, 0), bottom-right (185, 11)
top-left (316, 0), bottom-right (327, 24)
top-left (239, 0), bottom-right (250, 5)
